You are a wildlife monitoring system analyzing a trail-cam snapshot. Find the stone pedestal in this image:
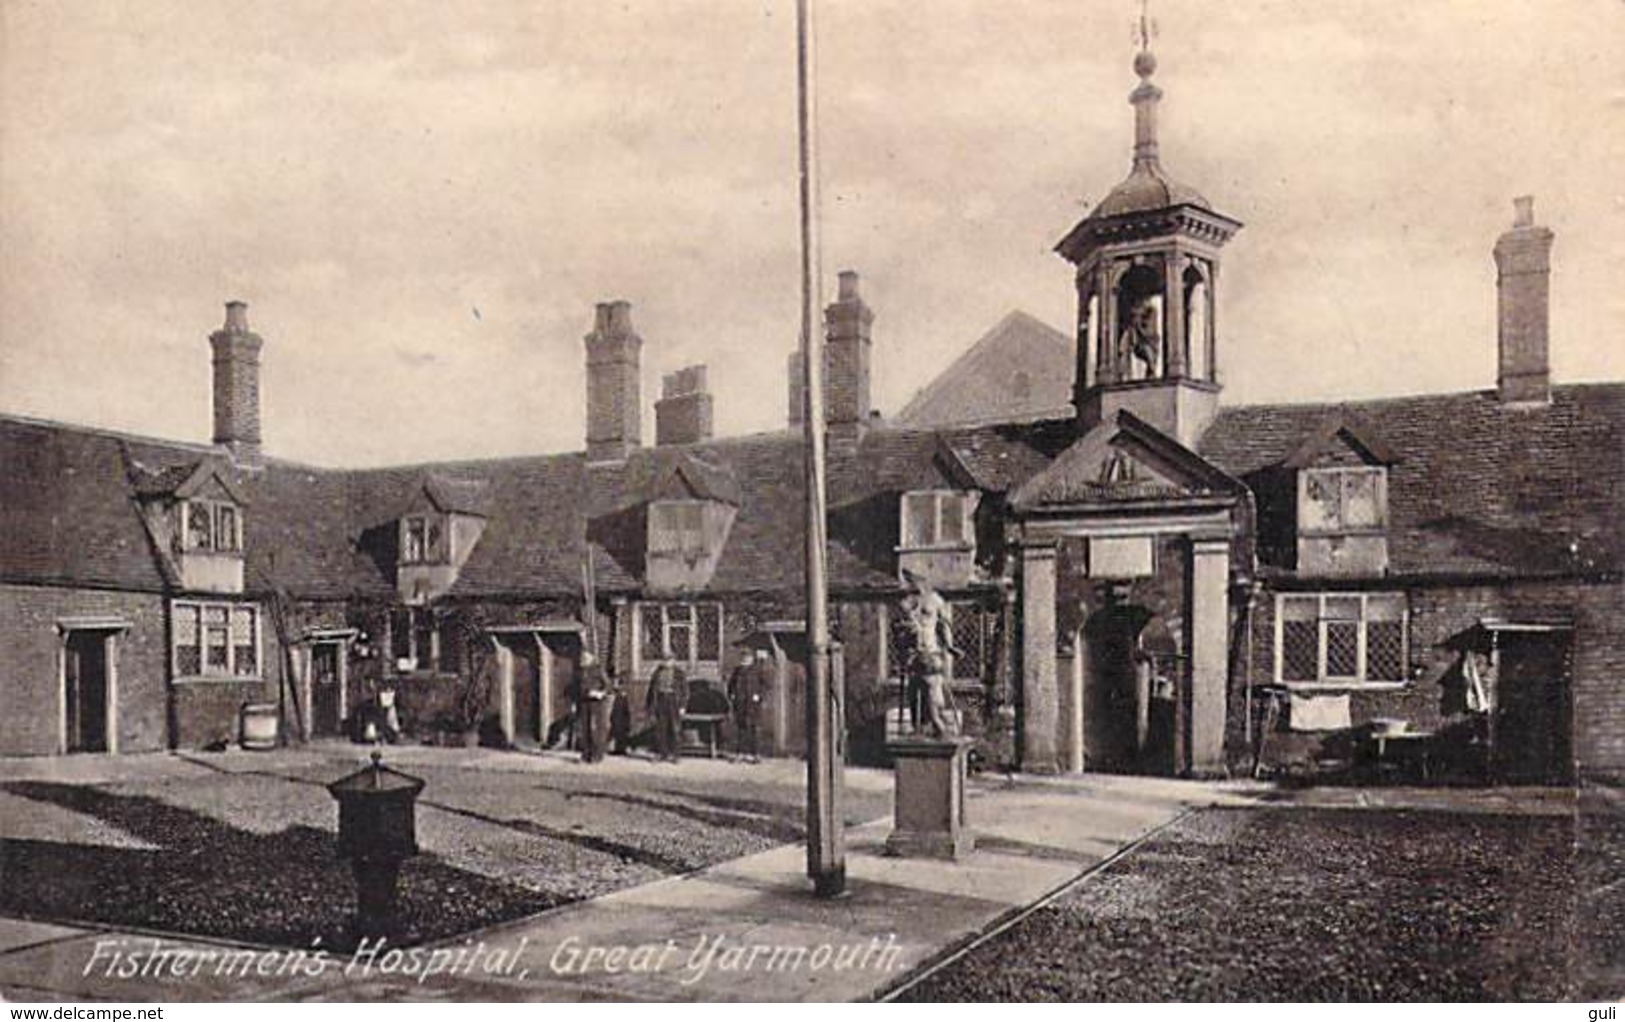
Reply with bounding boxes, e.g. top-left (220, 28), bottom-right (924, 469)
top-left (885, 737), bottom-right (975, 860)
